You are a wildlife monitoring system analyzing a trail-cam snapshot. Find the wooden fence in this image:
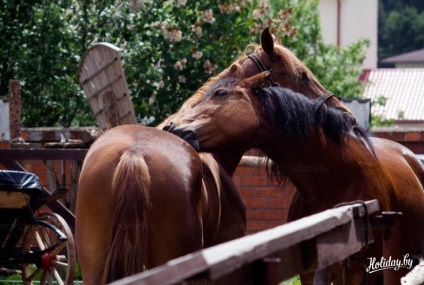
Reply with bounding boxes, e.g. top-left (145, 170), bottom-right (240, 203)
top-left (0, 148), bottom-right (86, 230)
top-left (109, 200), bottom-right (384, 285)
